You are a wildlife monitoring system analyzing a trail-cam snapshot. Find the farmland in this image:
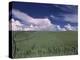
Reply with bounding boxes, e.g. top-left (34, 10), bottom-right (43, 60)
top-left (12, 31), bottom-right (78, 58)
